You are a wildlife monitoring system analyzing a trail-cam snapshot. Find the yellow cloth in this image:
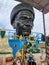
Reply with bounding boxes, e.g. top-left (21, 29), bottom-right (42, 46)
top-left (16, 52), bottom-right (21, 57)
top-left (0, 36), bottom-right (12, 52)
